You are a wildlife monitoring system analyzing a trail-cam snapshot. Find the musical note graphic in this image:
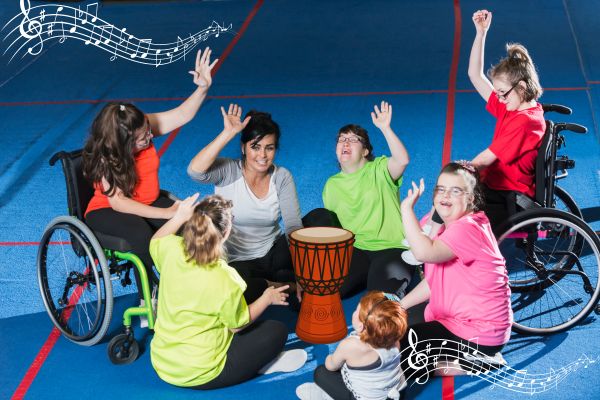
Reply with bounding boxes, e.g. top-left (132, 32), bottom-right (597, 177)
top-left (2, 2), bottom-right (233, 66)
top-left (398, 329), bottom-right (599, 394)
